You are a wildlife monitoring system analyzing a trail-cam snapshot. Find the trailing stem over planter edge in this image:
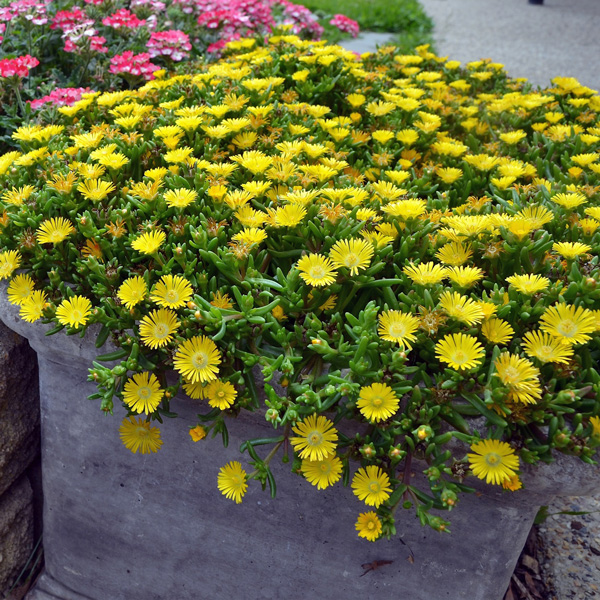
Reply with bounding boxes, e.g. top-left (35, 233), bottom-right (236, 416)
top-left (1, 36), bottom-right (600, 542)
